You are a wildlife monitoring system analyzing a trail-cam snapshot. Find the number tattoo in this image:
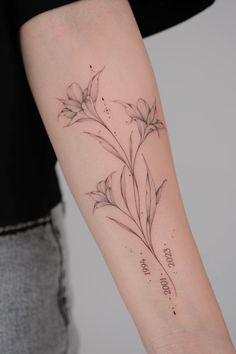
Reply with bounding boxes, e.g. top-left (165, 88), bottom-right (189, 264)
top-left (163, 247), bottom-right (175, 268)
top-left (140, 258), bottom-right (151, 276)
